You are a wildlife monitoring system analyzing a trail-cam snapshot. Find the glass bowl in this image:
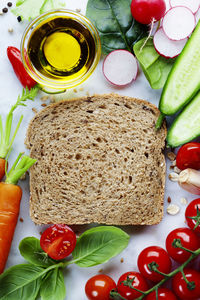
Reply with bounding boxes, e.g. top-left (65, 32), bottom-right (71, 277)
top-left (20, 9), bottom-right (101, 90)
